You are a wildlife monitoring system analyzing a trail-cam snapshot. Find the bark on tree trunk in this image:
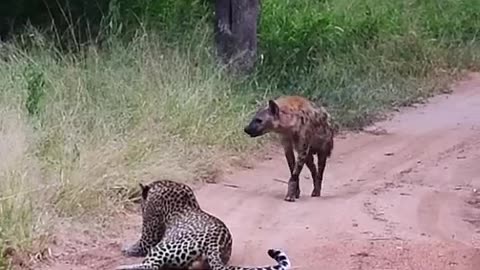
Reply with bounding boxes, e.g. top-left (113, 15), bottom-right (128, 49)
top-left (214, 0), bottom-right (259, 74)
